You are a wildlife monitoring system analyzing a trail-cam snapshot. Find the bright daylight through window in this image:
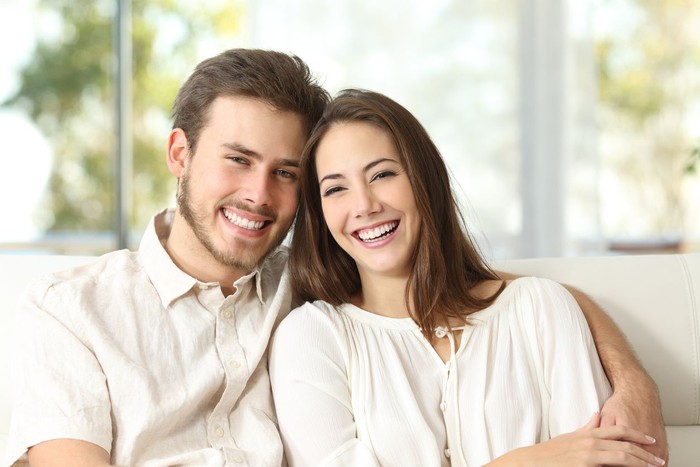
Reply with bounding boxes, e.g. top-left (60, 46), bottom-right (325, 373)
top-left (0, 0), bottom-right (698, 257)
